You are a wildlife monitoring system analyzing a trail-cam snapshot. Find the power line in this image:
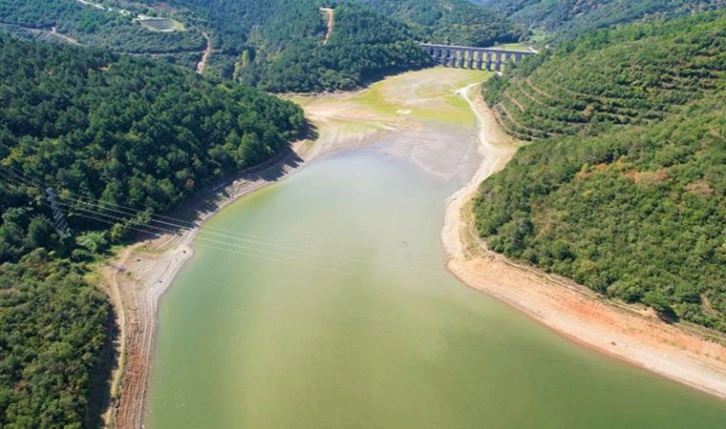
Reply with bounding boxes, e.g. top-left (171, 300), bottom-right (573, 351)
top-left (0, 150), bottom-right (412, 264)
top-left (0, 165), bottom-right (441, 275)
top-left (0, 166), bottom-right (444, 279)
top-left (0, 139), bottom-right (312, 247)
top-left (66, 203), bottom-right (441, 281)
